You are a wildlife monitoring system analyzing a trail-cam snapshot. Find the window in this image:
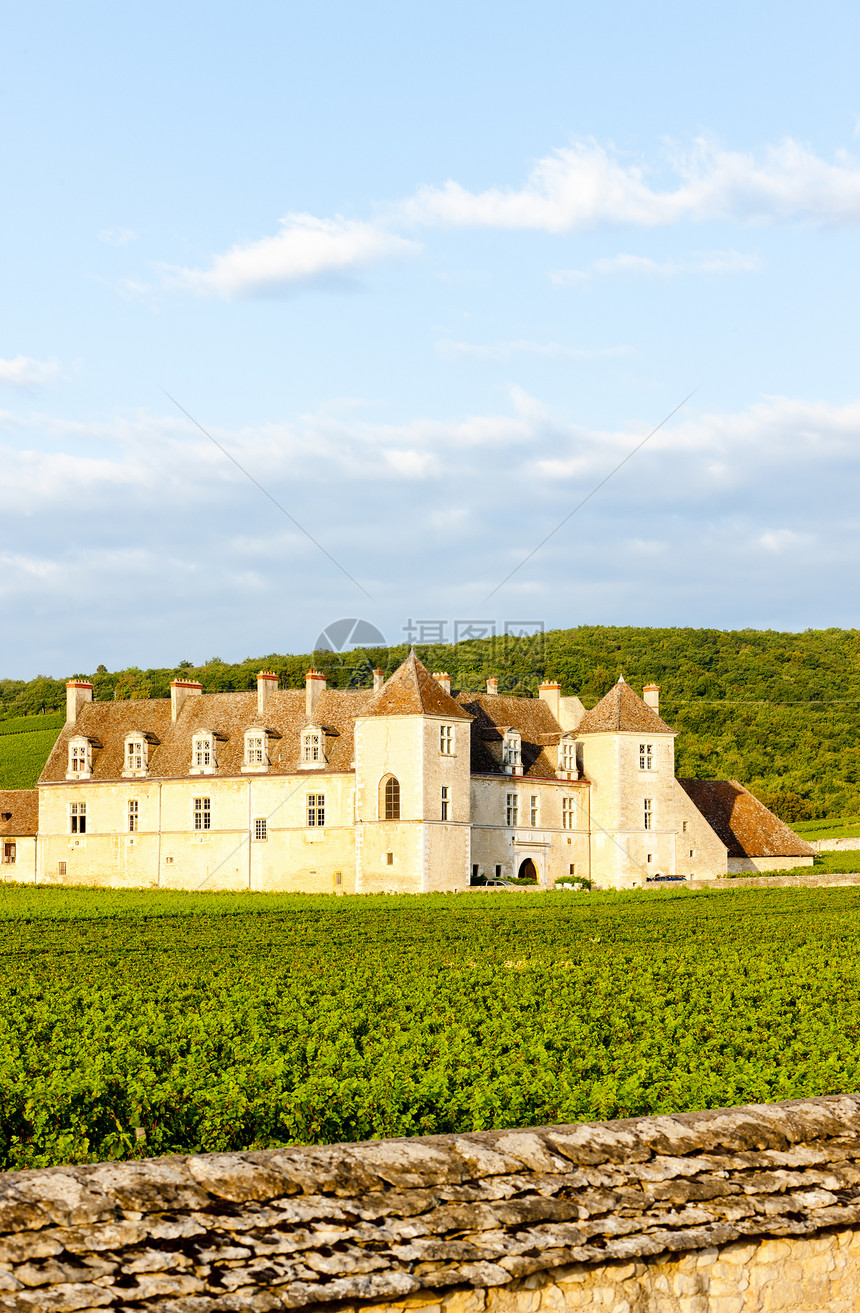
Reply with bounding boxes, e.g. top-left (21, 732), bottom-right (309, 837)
top-left (647, 853), bottom-right (653, 863)
top-left (689, 848), bottom-right (694, 859)
top-left (639, 743), bottom-right (653, 770)
top-left (254, 818), bottom-right (268, 841)
top-left (244, 732), bottom-right (266, 767)
top-left (383, 776), bottom-right (400, 820)
top-left (307, 794), bottom-right (325, 828)
top-left (67, 737), bottom-right (91, 778)
top-left (128, 800), bottom-right (138, 833)
top-left (302, 730), bottom-right (322, 764)
top-left (192, 734), bottom-right (214, 770)
top-left (644, 798), bottom-right (652, 831)
top-left (441, 786), bottom-right (449, 821)
top-left (506, 793), bottom-right (518, 826)
top-left (193, 797), bottom-right (211, 831)
top-left (164, 856), bottom-right (174, 865)
top-left (560, 741), bottom-right (576, 773)
top-left (530, 795), bottom-right (539, 826)
top-left (472, 863), bottom-right (479, 879)
top-left (682, 821), bottom-right (688, 833)
top-left (335, 871), bottom-right (342, 886)
top-left (2, 842), bottom-right (15, 865)
top-left (495, 864), bottom-right (502, 878)
top-left (125, 736), bottom-right (146, 774)
top-left (440, 724), bottom-right (453, 755)
top-left (58, 861), bottom-right (67, 877)
top-left (386, 851), bottom-right (394, 865)
top-left (502, 732), bottom-right (522, 772)
top-left (70, 802), bottom-right (86, 835)
top-left (562, 797), bottom-right (575, 830)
